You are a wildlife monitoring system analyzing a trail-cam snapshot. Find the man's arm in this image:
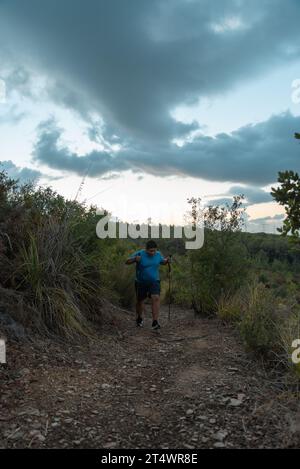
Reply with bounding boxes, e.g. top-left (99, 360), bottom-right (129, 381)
top-left (125, 253), bottom-right (141, 265)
